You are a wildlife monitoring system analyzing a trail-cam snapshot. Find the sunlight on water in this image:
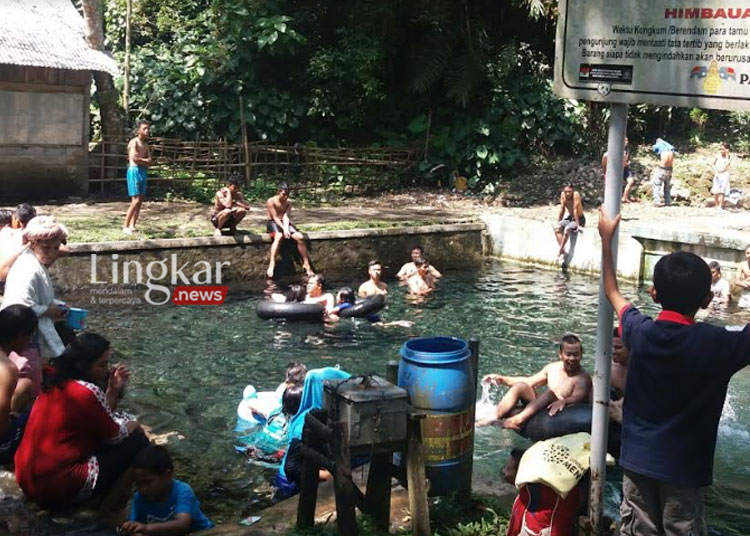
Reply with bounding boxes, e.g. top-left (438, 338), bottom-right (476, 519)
top-left (74, 260), bottom-right (750, 533)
